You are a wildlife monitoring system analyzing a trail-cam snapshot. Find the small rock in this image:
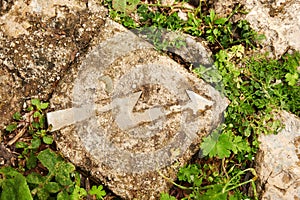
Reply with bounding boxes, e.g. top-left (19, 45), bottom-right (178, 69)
top-left (245, 0), bottom-right (300, 58)
top-left (256, 111), bottom-right (300, 200)
top-left (50, 22), bottom-right (228, 199)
